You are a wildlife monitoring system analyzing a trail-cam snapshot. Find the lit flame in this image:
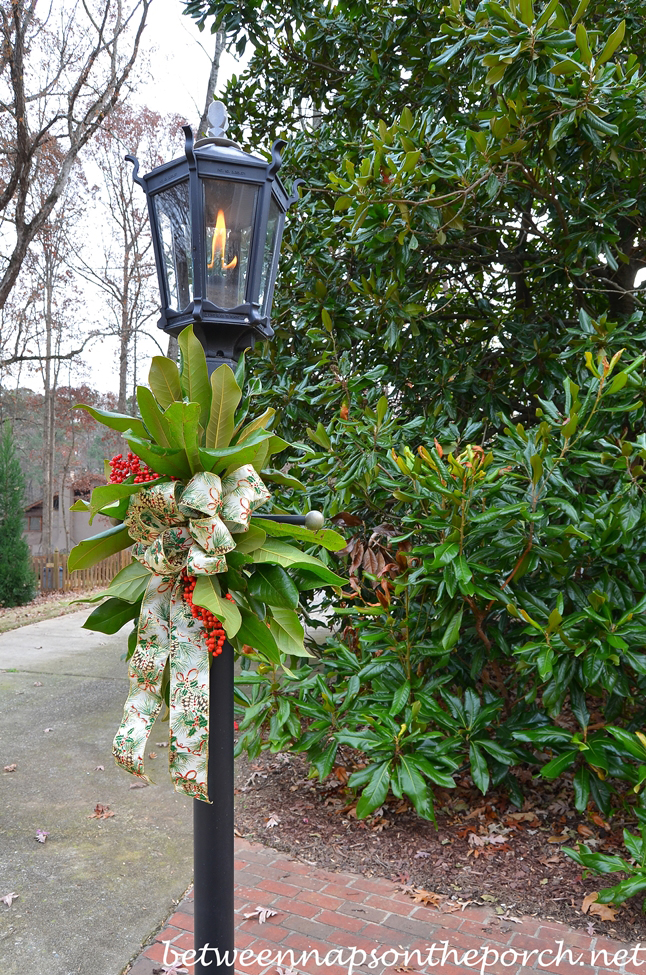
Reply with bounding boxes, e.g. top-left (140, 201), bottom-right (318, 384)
top-left (207, 209), bottom-right (238, 271)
